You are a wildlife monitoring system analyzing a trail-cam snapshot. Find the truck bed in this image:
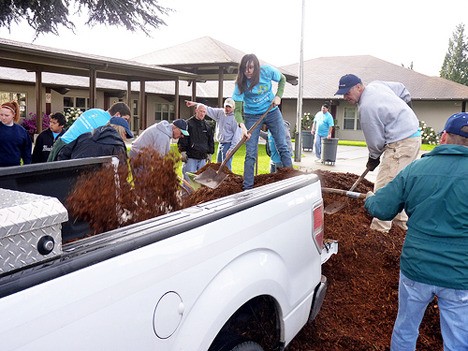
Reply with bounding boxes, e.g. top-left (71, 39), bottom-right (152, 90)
top-left (0, 166), bottom-right (331, 351)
